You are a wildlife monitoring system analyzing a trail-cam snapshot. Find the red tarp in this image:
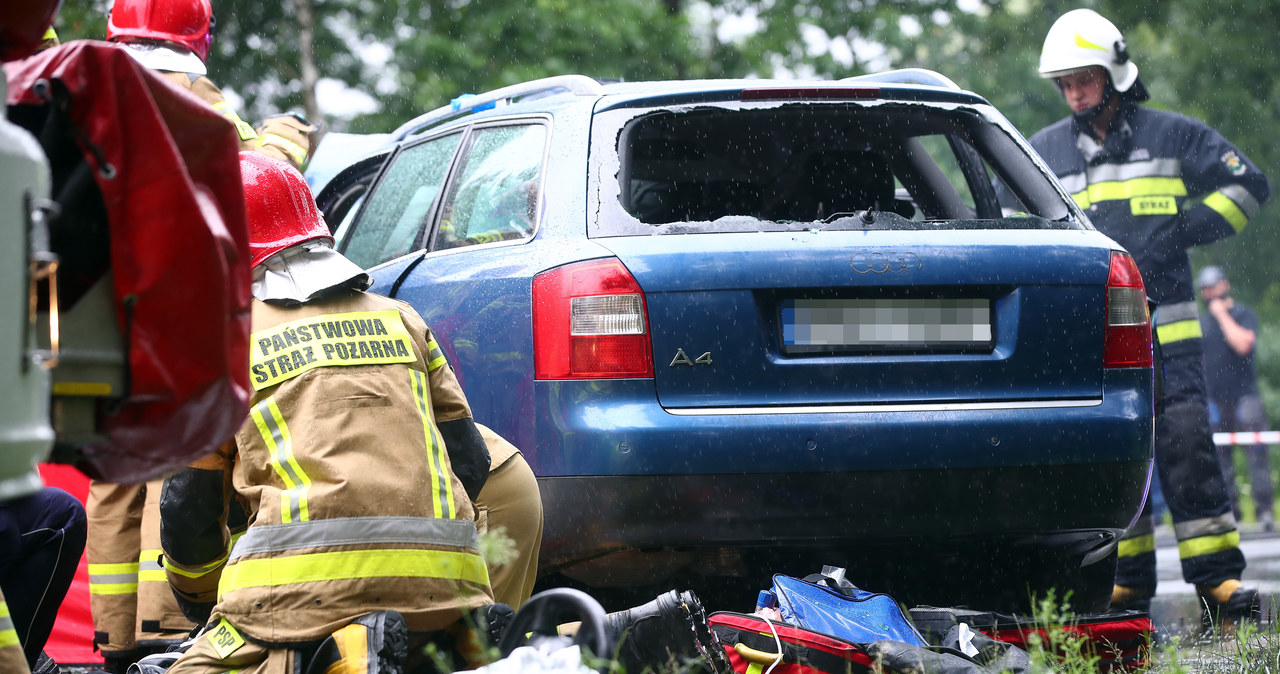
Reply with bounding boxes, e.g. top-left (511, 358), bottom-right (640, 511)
top-left (38, 464), bottom-right (99, 666)
top-left (5, 41), bottom-right (250, 484)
